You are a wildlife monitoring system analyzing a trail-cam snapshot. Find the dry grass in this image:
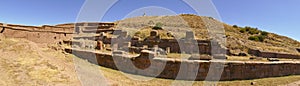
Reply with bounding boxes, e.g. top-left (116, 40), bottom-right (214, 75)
top-left (98, 61), bottom-right (300, 86)
top-left (0, 37), bottom-right (80, 86)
